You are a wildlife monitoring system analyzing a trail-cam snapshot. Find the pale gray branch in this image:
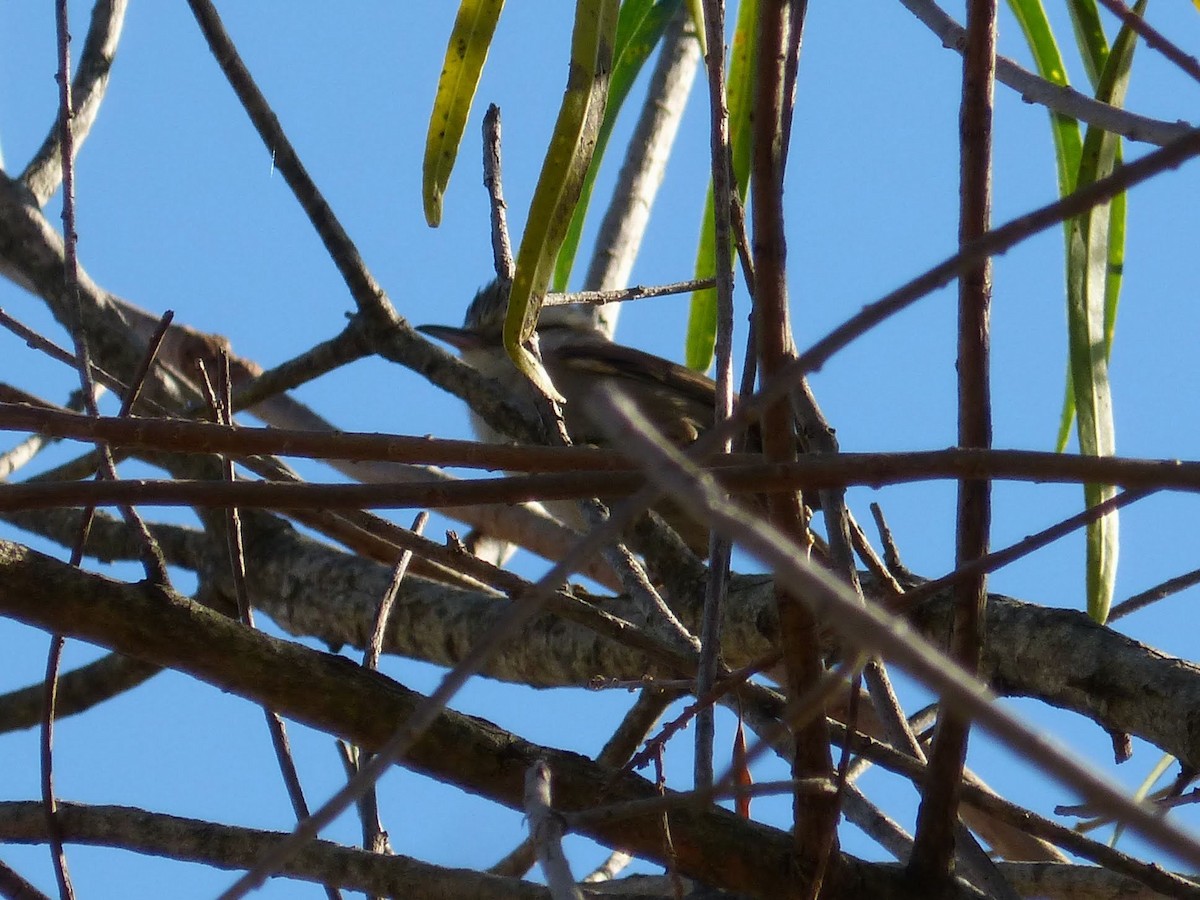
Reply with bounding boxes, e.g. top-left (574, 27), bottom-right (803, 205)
top-left (584, 8), bottom-right (702, 335)
top-left (20, 0), bottom-right (128, 205)
top-left (900, 0), bottom-right (1195, 145)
